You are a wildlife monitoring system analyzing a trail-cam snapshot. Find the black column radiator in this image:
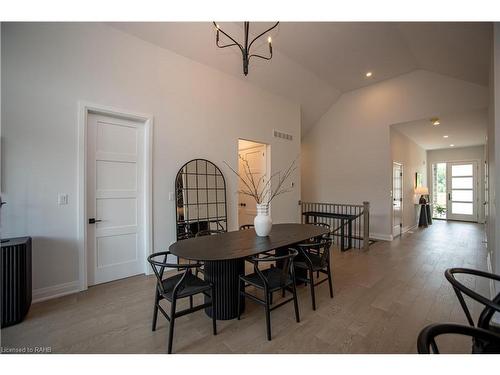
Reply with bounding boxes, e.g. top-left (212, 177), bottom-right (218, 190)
top-left (1, 237), bottom-right (32, 328)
